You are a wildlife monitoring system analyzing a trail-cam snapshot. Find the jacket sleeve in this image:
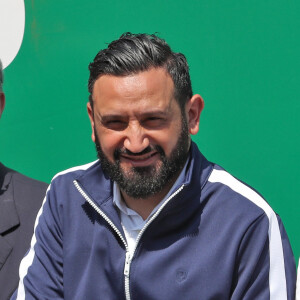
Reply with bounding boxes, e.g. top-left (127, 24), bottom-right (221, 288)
top-left (231, 213), bottom-right (296, 300)
top-left (13, 182), bottom-right (64, 299)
